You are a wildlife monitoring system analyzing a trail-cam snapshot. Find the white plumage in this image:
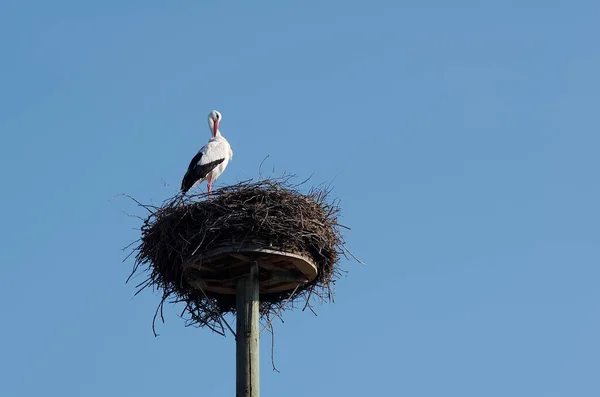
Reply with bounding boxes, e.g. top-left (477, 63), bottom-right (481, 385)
top-left (181, 110), bottom-right (233, 197)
